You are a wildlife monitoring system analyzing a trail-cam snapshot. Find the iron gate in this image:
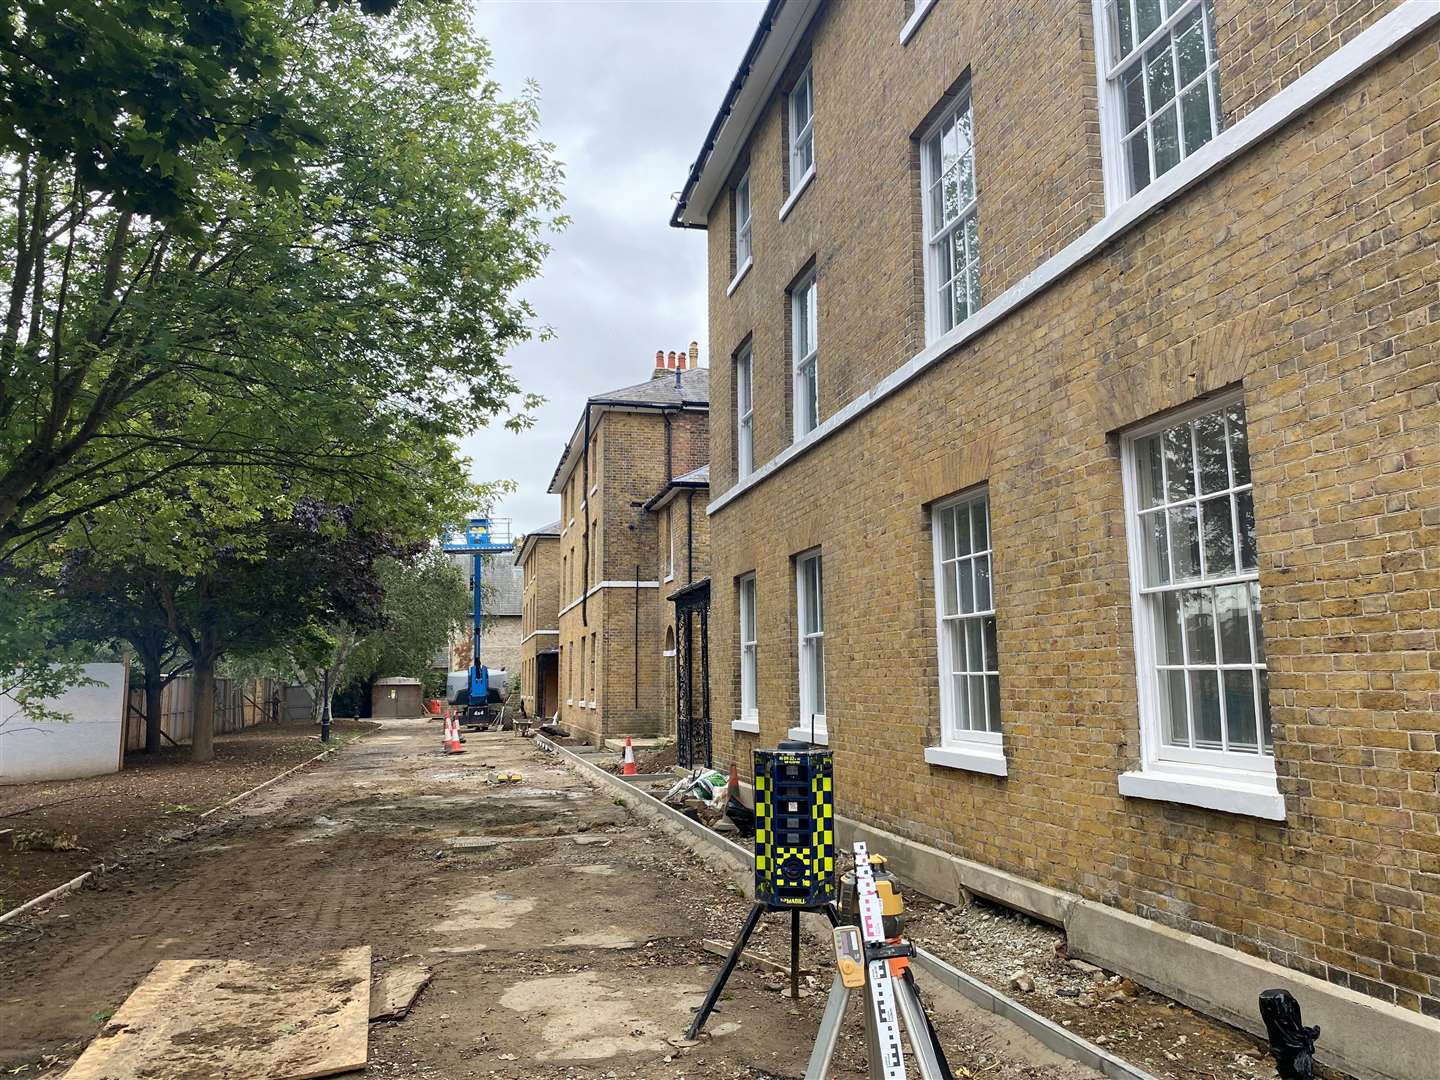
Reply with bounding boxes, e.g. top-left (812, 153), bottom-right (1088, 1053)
top-left (672, 579), bottom-right (712, 769)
